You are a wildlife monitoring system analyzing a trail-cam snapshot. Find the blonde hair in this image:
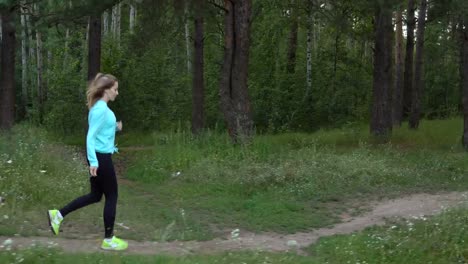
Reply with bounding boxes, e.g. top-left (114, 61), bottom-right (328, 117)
top-left (86, 73), bottom-right (118, 109)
